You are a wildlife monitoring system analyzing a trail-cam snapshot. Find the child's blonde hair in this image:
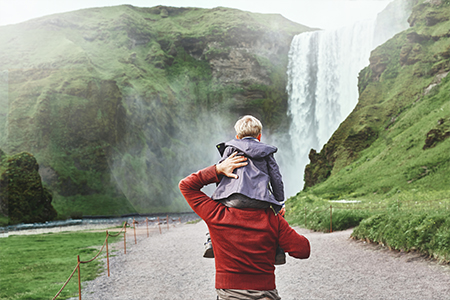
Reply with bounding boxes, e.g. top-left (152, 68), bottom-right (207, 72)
top-left (234, 115), bottom-right (262, 139)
